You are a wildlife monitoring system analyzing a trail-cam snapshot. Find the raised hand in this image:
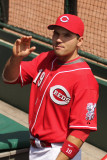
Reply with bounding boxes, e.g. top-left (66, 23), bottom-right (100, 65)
top-left (13, 36), bottom-right (36, 59)
top-left (2, 36), bottom-right (36, 81)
